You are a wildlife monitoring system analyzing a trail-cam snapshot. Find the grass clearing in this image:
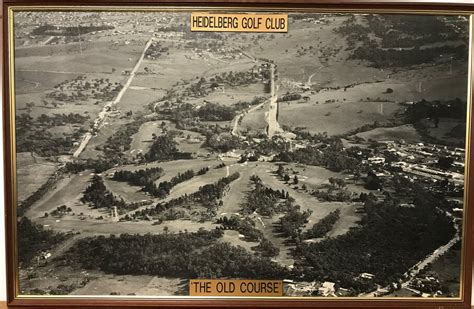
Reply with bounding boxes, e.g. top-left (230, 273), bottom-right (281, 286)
top-left (16, 152), bottom-right (60, 203)
top-left (71, 275), bottom-right (183, 296)
top-left (25, 171), bottom-right (97, 219)
top-left (355, 124), bottom-right (422, 143)
top-left (279, 100), bottom-right (401, 135)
